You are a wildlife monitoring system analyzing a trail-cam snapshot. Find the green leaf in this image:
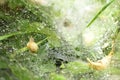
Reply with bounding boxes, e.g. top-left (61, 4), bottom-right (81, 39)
top-left (66, 61), bottom-right (89, 74)
top-left (9, 64), bottom-right (39, 80)
top-left (50, 73), bottom-right (66, 80)
top-left (86, 0), bottom-right (115, 27)
top-left (0, 32), bottom-right (29, 41)
top-left (0, 56), bottom-right (8, 68)
top-left (48, 36), bottom-right (61, 47)
top-left (40, 28), bottom-right (61, 47)
top-left (8, 0), bottom-right (26, 9)
top-left (18, 20), bottom-right (44, 32)
top-left (40, 28), bottom-right (56, 36)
